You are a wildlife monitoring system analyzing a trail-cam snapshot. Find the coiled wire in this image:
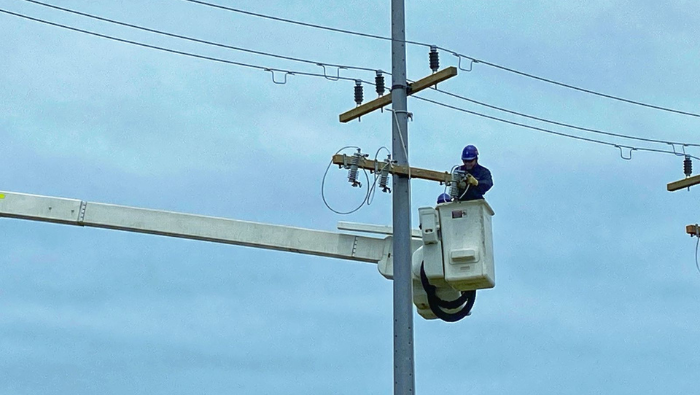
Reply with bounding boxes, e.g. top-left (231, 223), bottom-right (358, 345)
top-left (321, 146), bottom-right (391, 215)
